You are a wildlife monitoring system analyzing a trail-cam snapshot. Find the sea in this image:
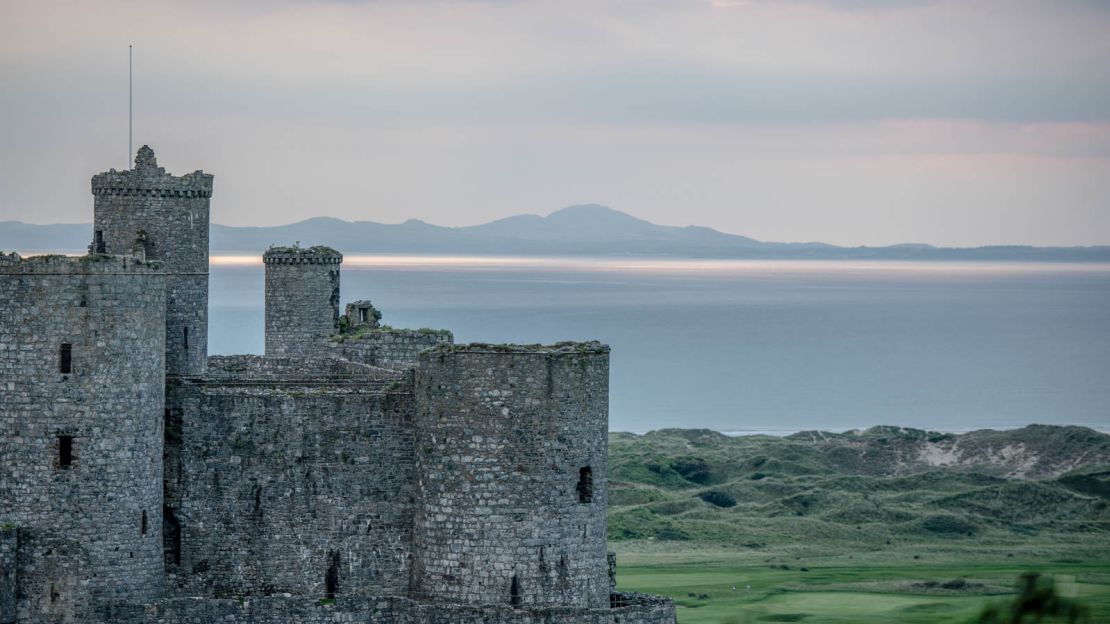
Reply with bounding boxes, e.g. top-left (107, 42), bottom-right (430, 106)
top-left (209, 256), bottom-right (1110, 435)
